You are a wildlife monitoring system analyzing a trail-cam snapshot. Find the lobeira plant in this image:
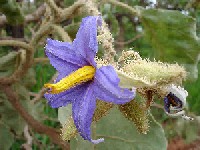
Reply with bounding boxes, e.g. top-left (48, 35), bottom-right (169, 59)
top-left (43, 16), bottom-right (191, 143)
top-left (0, 0), bottom-right (197, 149)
